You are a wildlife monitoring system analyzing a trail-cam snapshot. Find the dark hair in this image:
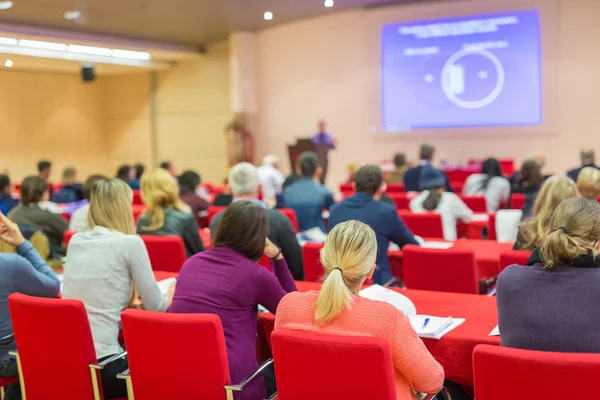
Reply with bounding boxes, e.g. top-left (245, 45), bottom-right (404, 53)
top-left (422, 188), bottom-right (443, 211)
top-left (159, 161), bottom-right (172, 170)
top-left (213, 200), bottom-right (268, 262)
top-left (116, 165), bottom-right (130, 182)
top-left (0, 175), bottom-right (10, 192)
top-left (178, 170), bottom-right (201, 195)
top-left (134, 163), bottom-right (145, 180)
top-left (299, 152), bottom-right (318, 177)
top-left (478, 158), bottom-right (503, 191)
top-left (37, 160), bottom-right (51, 173)
top-left (419, 144), bottom-right (435, 161)
top-left (355, 165), bottom-right (383, 196)
top-left (83, 175), bottom-right (108, 200)
top-left (393, 153), bottom-right (406, 168)
top-left (20, 176), bottom-right (48, 205)
top-left (517, 160), bottom-right (544, 187)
